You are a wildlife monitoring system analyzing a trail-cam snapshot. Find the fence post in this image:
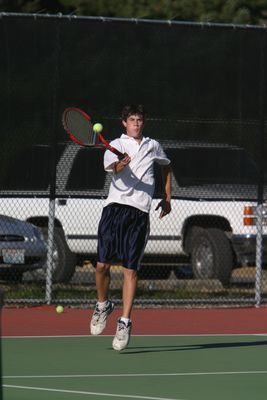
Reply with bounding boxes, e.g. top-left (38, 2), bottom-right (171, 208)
top-left (0, 290), bottom-right (4, 400)
top-left (45, 19), bottom-right (61, 304)
top-left (45, 199), bottom-right (56, 304)
top-left (255, 204), bottom-right (263, 306)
